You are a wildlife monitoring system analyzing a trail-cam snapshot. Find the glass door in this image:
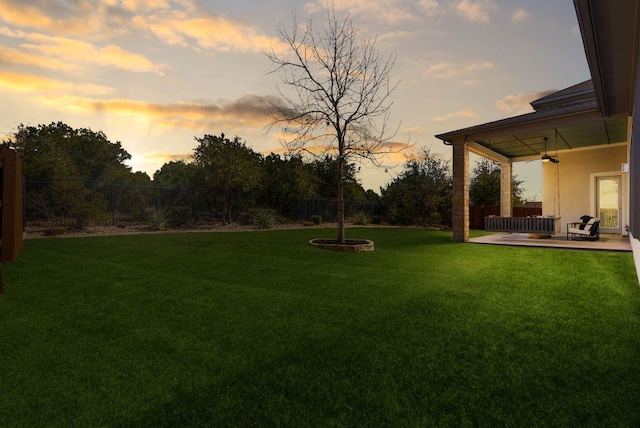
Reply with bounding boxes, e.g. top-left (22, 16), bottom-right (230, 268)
top-left (596, 176), bottom-right (621, 234)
